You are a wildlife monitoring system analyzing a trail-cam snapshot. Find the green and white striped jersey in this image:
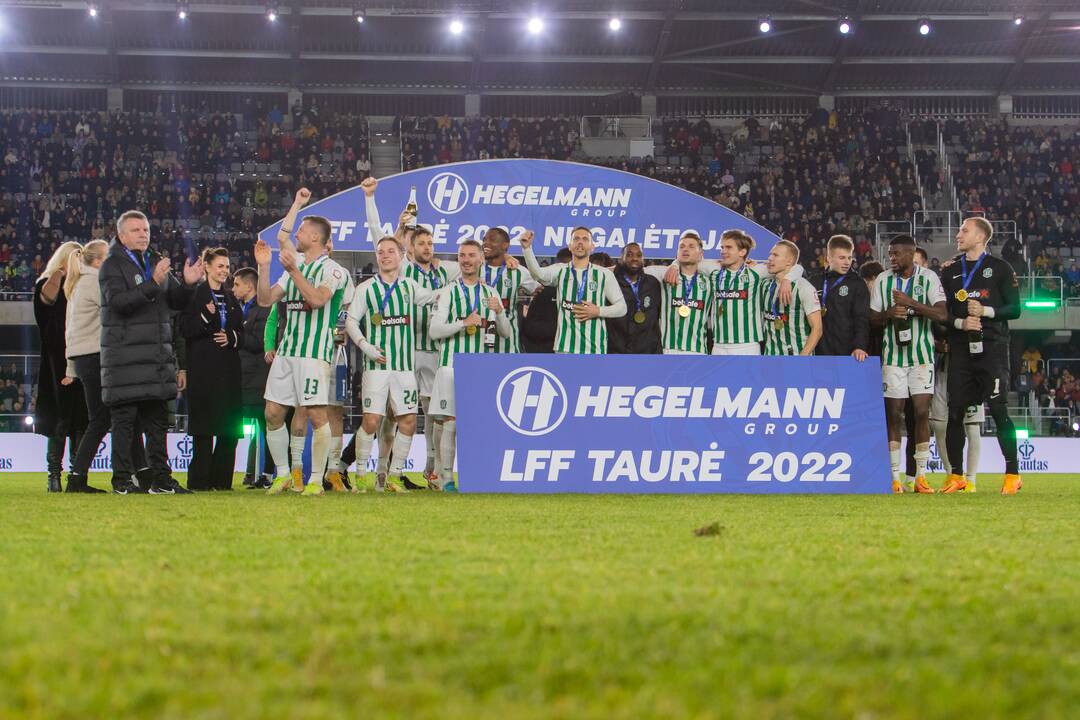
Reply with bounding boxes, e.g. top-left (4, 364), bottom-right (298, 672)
top-left (522, 248), bottom-right (626, 354)
top-left (346, 274), bottom-right (437, 372)
top-left (643, 265), bottom-right (713, 354)
top-left (274, 254), bottom-right (351, 362)
top-left (403, 261), bottom-right (457, 352)
top-left (430, 279), bottom-right (511, 368)
top-left (762, 276), bottom-right (821, 356)
top-left (482, 261), bottom-right (537, 353)
top-left (870, 265), bottom-right (945, 367)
